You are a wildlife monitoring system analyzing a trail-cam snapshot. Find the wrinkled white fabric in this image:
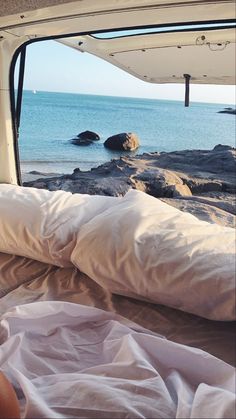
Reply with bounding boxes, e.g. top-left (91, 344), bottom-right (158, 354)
top-left (72, 190), bottom-right (236, 320)
top-left (0, 184), bottom-right (116, 266)
top-left (0, 302), bottom-right (235, 419)
top-left (0, 252), bottom-right (235, 366)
